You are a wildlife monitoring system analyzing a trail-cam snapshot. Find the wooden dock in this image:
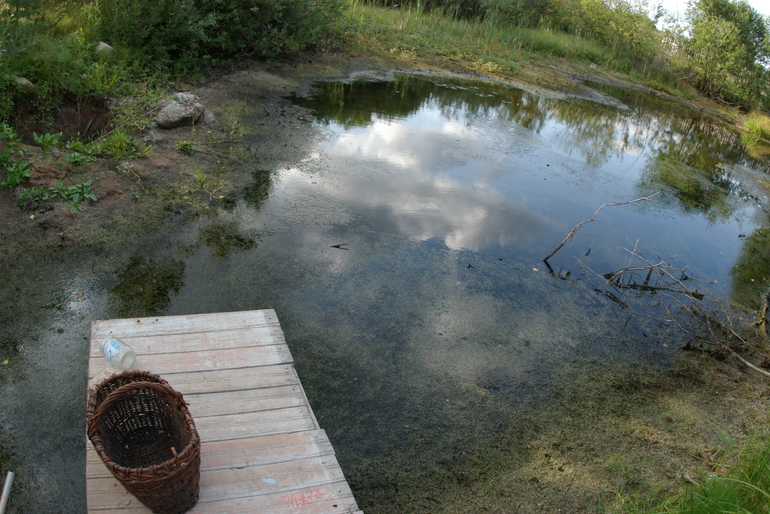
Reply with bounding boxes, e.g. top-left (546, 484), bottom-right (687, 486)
top-left (86, 310), bottom-right (362, 513)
